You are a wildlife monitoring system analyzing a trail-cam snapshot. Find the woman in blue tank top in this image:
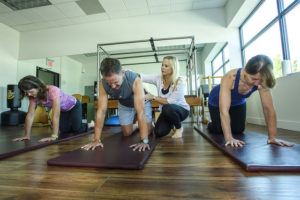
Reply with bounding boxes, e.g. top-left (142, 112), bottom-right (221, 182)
top-left (208, 55), bottom-right (293, 148)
